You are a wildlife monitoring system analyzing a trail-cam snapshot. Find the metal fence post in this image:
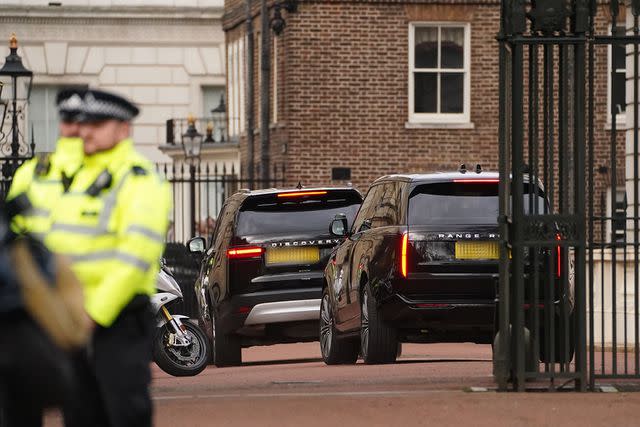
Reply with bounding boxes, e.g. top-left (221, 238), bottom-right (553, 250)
top-left (189, 162), bottom-right (196, 238)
